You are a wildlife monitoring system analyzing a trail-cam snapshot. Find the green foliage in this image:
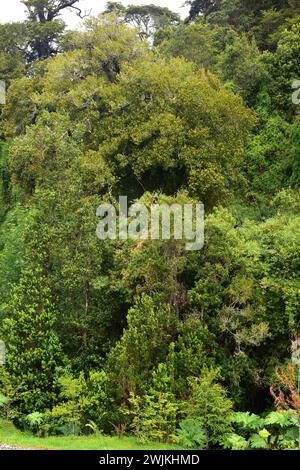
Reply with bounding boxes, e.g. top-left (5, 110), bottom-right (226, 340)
top-left (186, 368), bottom-right (233, 447)
top-left (266, 23), bottom-right (300, 116)
top-left (0, 142), bottom-right (10, 217)
top-left (42, 369), bottom-right (114, 436)
top-left (81, 370), bottom-right (114, 433)
top-left (0, 23), bottom-right (27, 84)
top-left (108, 295), bottom-right (177, 399)
top-left (0, 367), bottom-right (24, 421)
top-left (186, 0), bottom-right (222, 20)
top-left (25, 412), bottom-right (44, 436)
top-left (187, 0), bottom-right (299, 50)
top-left (217, 31), bottom-right (268, 103)
top-left (122, 361), bottom-right (178, 443)
top-left (159, 22), bottom-right (221, 70)
top-left (0, 206), bottom-right (37, 320)
top-left (85, 420), bottom-right (100, 435)
top-left (225, 410), bottom-right (299, 450)
top-left (105, 2), bottom-right (180, 42)
top-left (176, 419), bottom-right (206, 449)
top-left (46, 372), bottom-right (85, 436)
top-left (129, 390), bottom-right (178, 444)
top-left (0, 393), bottom-right (8, 408)
top-left (231, 411), bottom-right (264, 430)
top-left (1, 3), bottom-right (300, 450)
top-left (4, 18), bottom-right (254, 208)
top-left (1, 266), bottom-right (63, 416)
top-left (22, 0), bottom-right (81, 60)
